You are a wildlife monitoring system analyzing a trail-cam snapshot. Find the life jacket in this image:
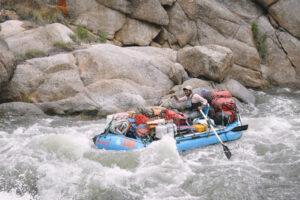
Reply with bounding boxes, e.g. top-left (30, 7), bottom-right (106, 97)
top-left (186, 94), bottom-right (204, 111)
